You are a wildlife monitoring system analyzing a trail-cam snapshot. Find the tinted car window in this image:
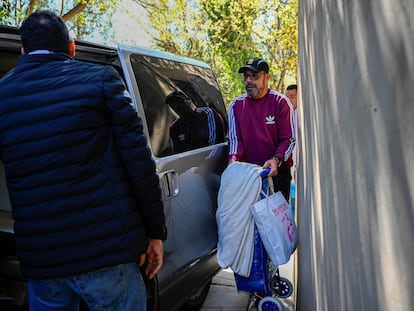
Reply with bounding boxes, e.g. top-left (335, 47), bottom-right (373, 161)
top-left (130, 55), bottom-right (227, 157)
